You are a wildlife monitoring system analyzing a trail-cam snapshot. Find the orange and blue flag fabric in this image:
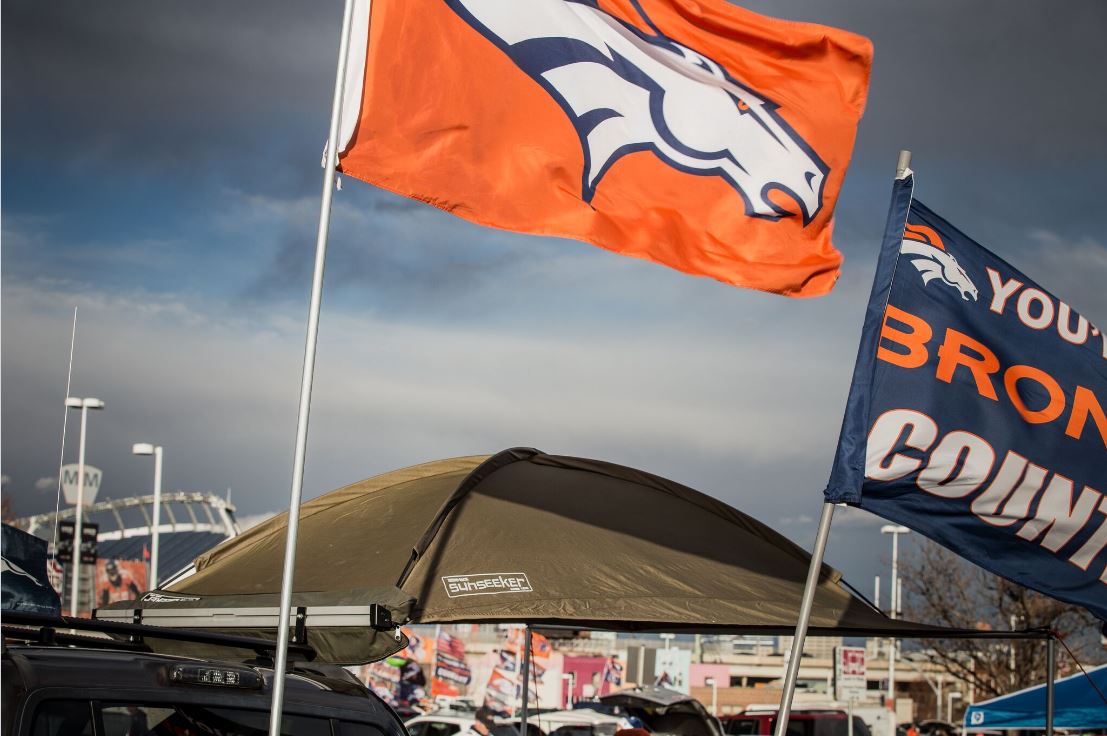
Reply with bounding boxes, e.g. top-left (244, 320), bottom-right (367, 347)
top-left (825, 173), bottom-right (1107, 620)
top-left (337, 0), bottom-right (872, 297)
